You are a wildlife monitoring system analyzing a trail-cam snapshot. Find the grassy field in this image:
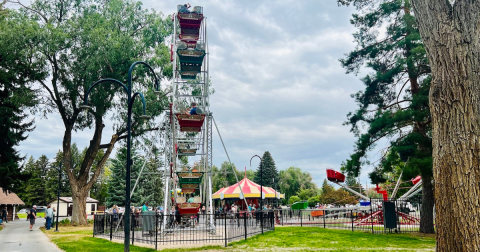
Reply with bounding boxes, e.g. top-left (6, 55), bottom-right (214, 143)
top-left (0, 225), bottom-right (3, 231)
top-left (43, 226), bottom-right (435, 252)
top-left (18, 212), bottom-right (45, 218)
